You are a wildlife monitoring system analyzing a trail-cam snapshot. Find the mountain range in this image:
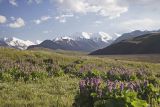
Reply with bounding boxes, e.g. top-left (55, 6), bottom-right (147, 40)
top-left (112, 30), bottom-right (160, 44)
top-left (90, 31), bottom-right (160, 55)
top-left (0, 37), bottom-right (39, 50)
top-left (0, 32), bottom-right (114, 51)
top-left (1, 30), bottom-right (160, 54)
top-left (28, 32), bottom-right (115, 52)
